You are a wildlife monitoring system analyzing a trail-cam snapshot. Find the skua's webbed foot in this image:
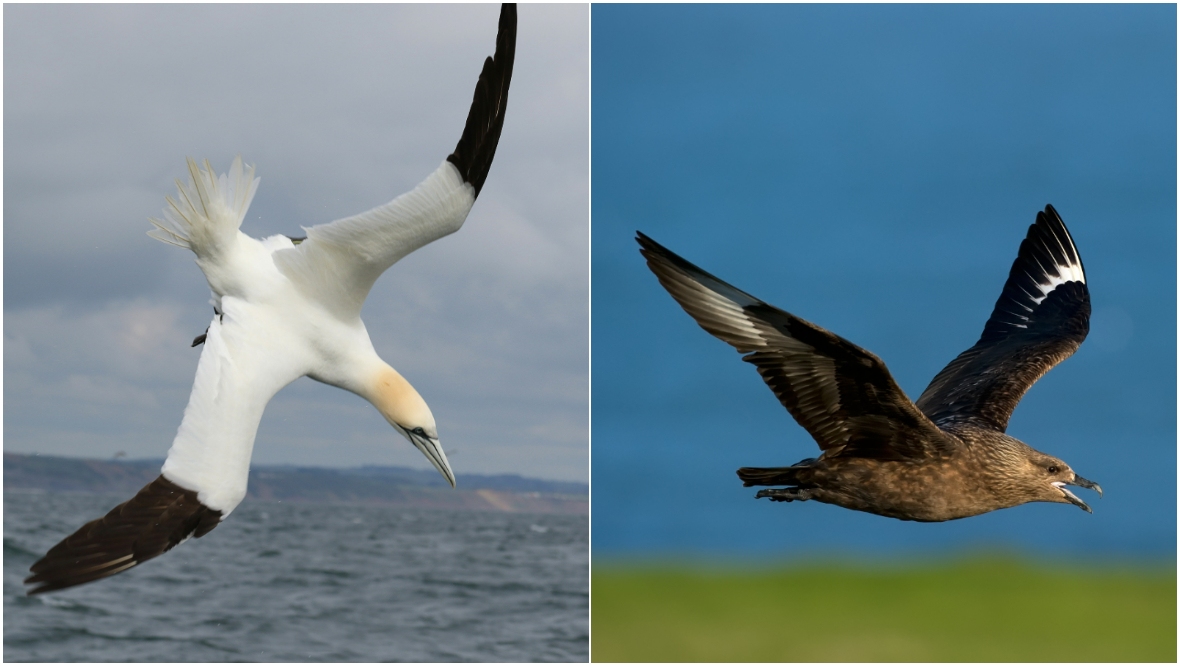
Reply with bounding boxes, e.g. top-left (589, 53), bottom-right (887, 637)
top-left (755, 487), bottom-right (815, 502)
